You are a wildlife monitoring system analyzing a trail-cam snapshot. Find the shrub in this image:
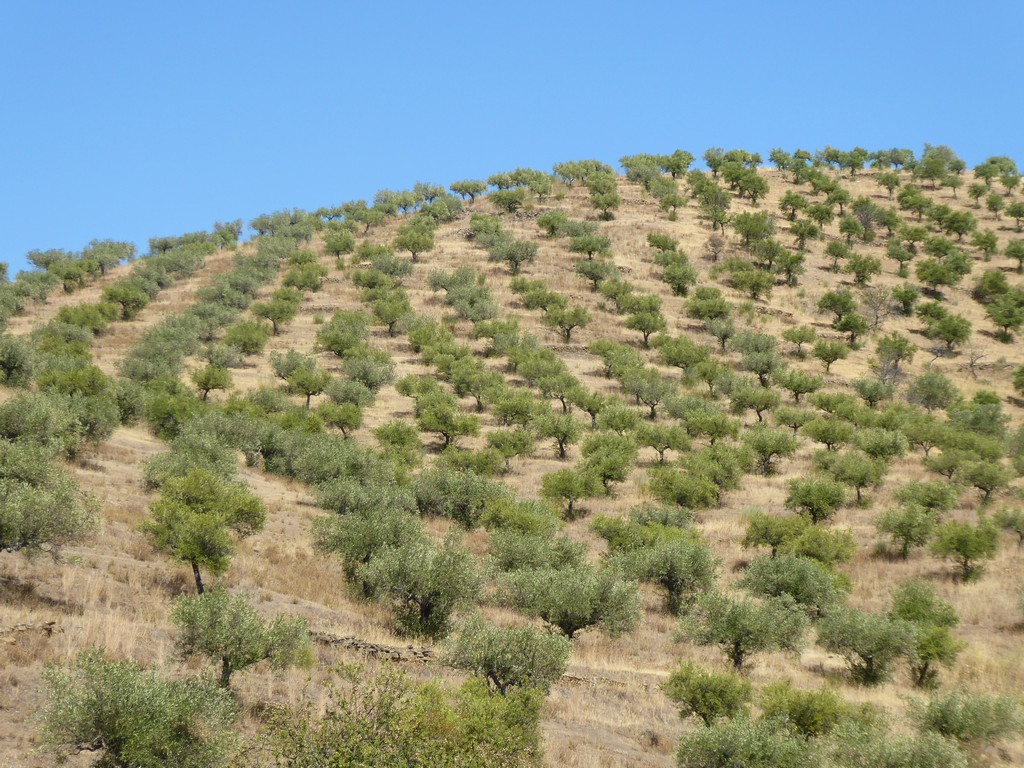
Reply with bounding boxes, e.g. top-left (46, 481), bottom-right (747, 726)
top-left (442, 615), bottom-right (571, 694)
top-left (40, 648), bottom-right (237, 768)
top-left (910, 689), bottom-right (1023, 747)
top-left (825, 724), bottom-right (966, 768)
top-left (357, 536), bottom-right (479, 638)
top-left (172, 588), bottom-right (313, 687)
top-left (675, 717), bottom-right (814, 768)
top-left (0, 334), bottom-right (35, 386)
top-left (0, 441), bottom-right (99, 556)
top-left (415, 466), bottom-right (507, 528)
top-left (680, 592), bottom-right (808, 671)
top-left (264, 666), bottom-right (542, 768)
top-left (817, 607), bottom-right (915, 684)
top-left (487, 530), bottom-right (585, 573)
top-left (223, 319), bottom-right (272, 355)
top-left (616, 536), bottom-right (717, 614)
top-left (316, 310), bottom-right (371, 358)
top-left (662, 661), bottom-right (752, 726)
top-left (500, 564), bottom-right (641, 639)
top-left (740, 554), bottom-right (849, 618)
top-left (759, 681), bottom-right (851, 738)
